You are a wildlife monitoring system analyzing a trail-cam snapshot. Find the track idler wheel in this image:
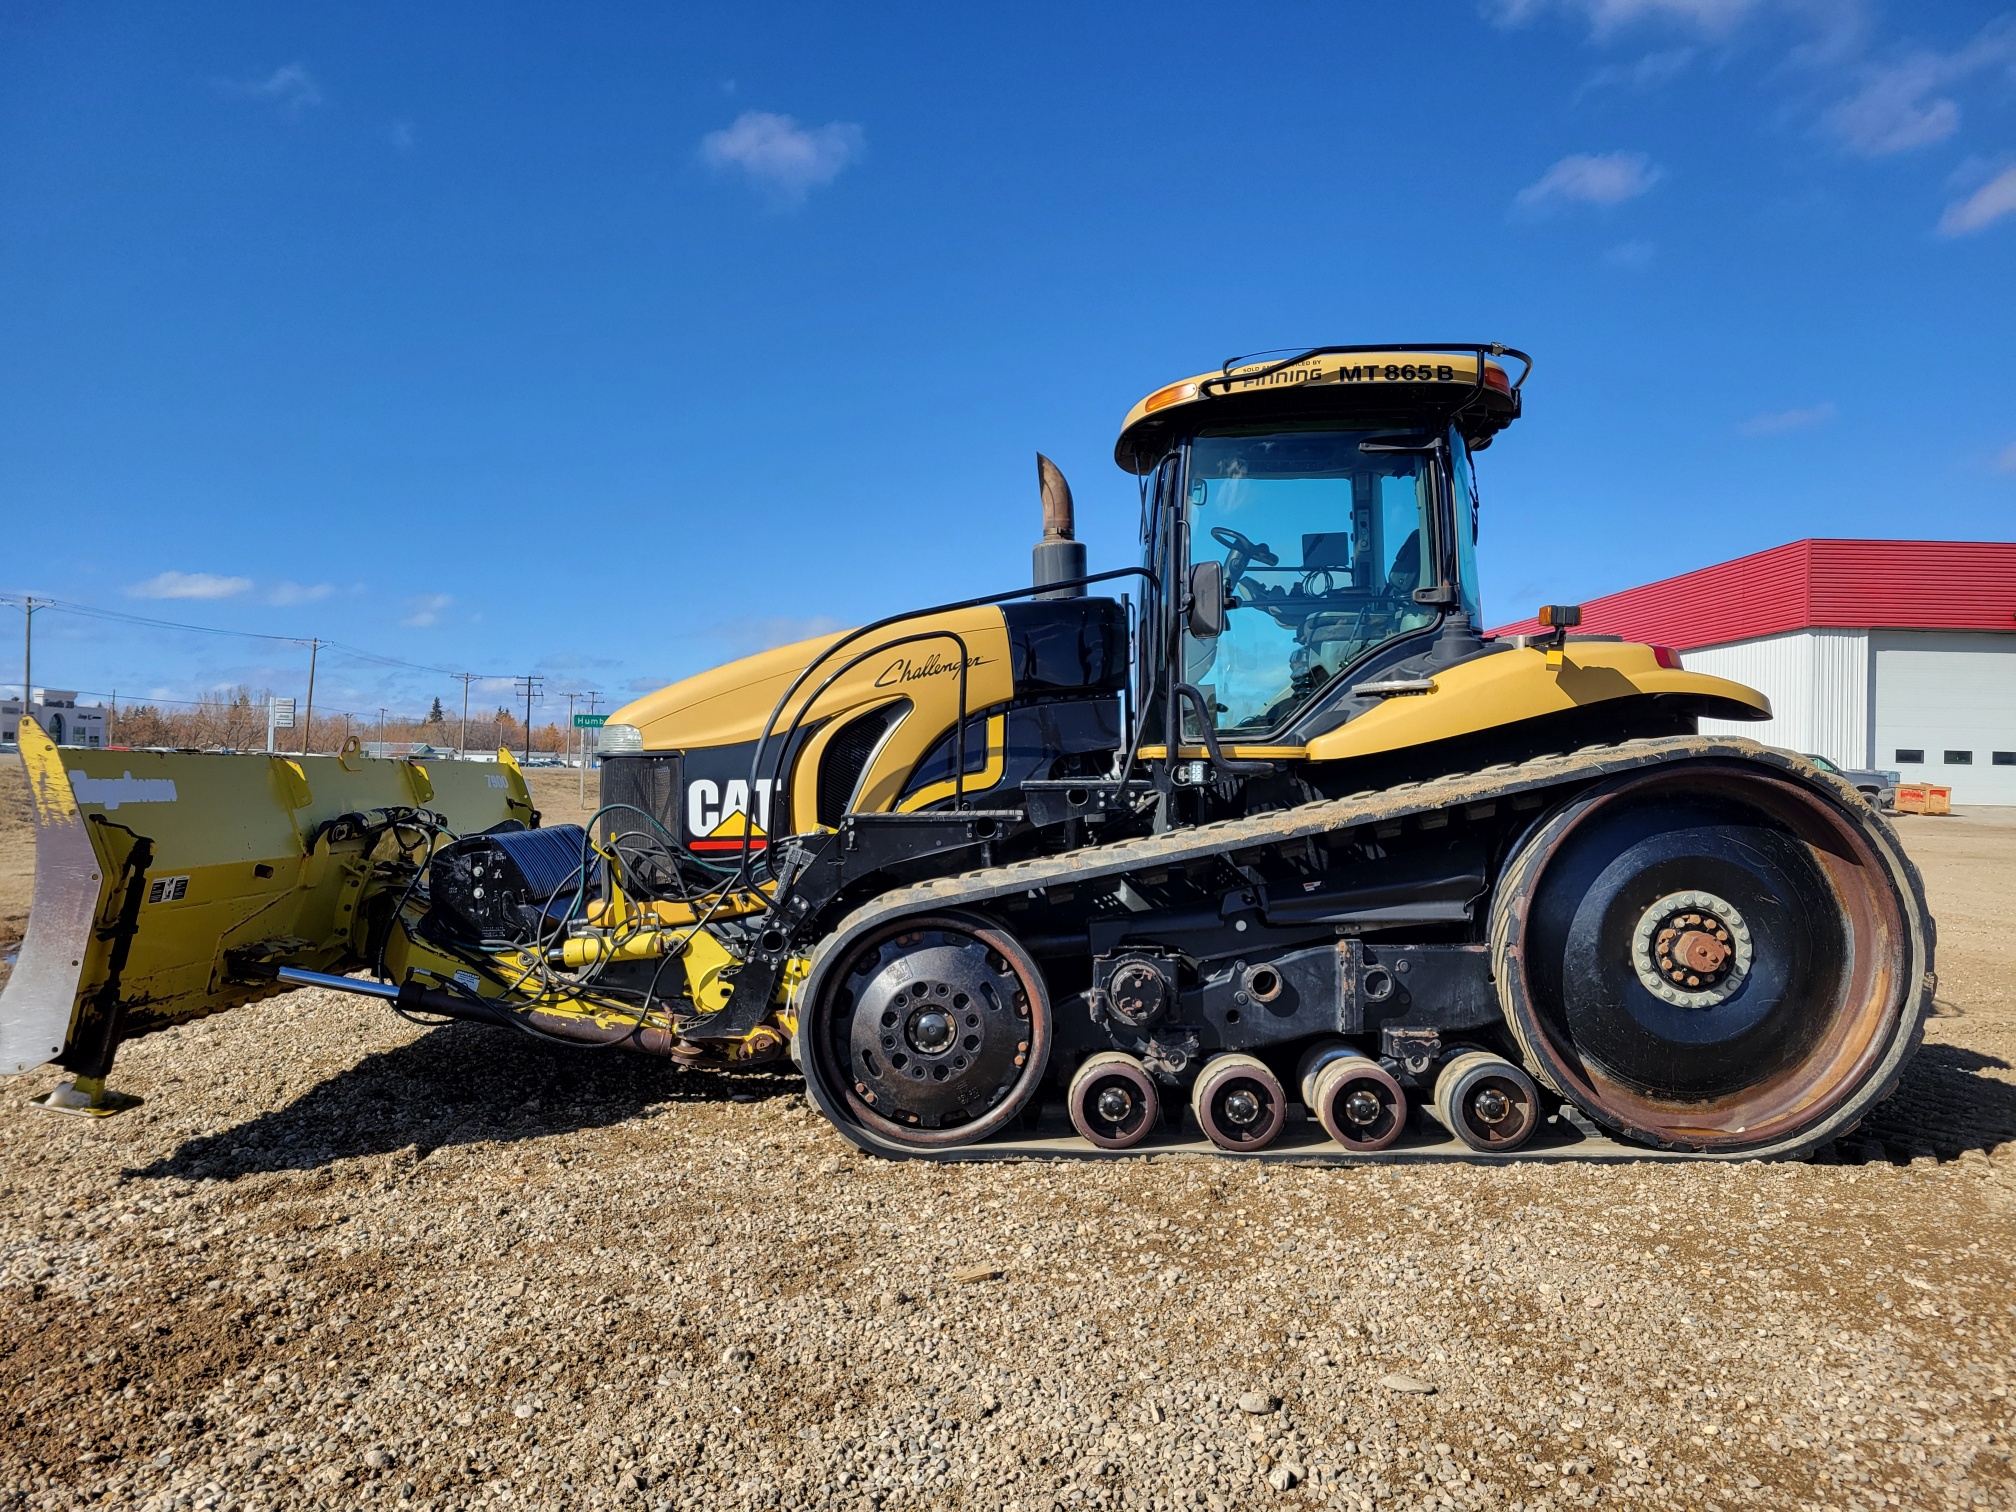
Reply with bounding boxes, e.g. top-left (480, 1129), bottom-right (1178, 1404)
top-left (1067, 1052), bottom-right (1161, 1149)
top-left (808, 913), bottom-right (1051, 1151)
top-left (1430, 1051), bottom-right (1541, 1152)
top-left (1492, 761), bottom-right (1932, 1156)
top-left (1190, 1053), bottom-right (1286, 1152)
top-left (1298, 1040), bottom-right (1407, 1152)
